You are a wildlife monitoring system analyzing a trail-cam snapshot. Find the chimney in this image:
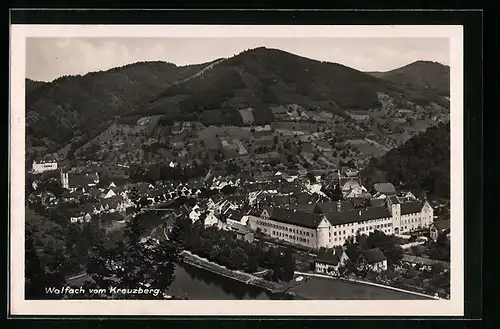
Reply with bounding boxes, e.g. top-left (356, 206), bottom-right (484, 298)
top-left (336, 200), bottom-right (342, 212)
top-left (358, 210), bottom-right (362, 216)
top-left (332, 248), bottom-right (336, 255)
